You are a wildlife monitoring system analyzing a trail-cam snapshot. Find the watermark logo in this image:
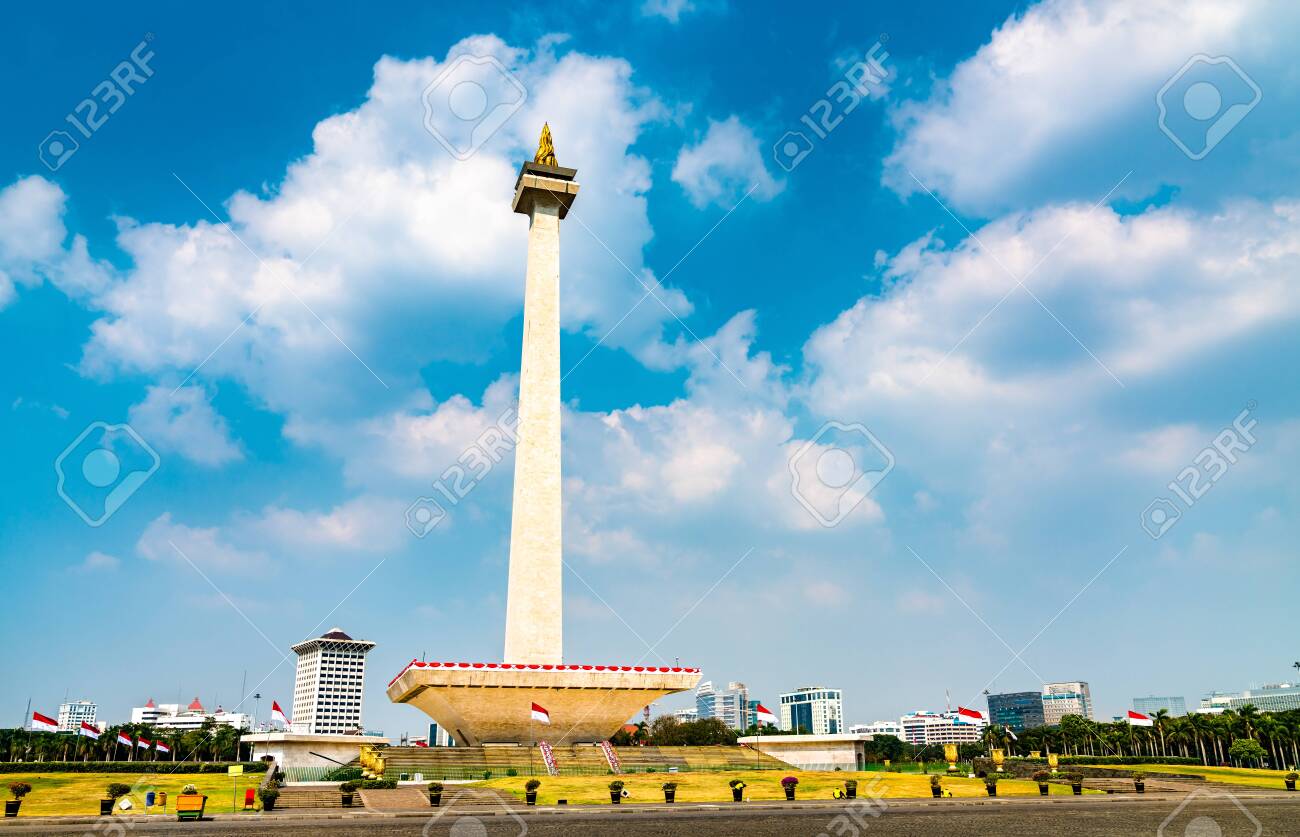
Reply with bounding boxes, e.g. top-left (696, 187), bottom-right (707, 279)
top-left (1157, 55), bottom-right (1261, 160)
top-left (55, 422), bottom-right (160, 527)
top-left (1141, 404), bottom-right (1256, 540)
top-left (39, 36), bottom-right (155, 172)
top-left (772, 39), bottom-right (890, 172)
top-left (1157, 790), bottom-right (1260, 837)
top-left (422, 54), bottom-right (528, 161)
top-left (421, 794), bottom-right (527, 837)
top-left (789, 420), bottom-right (894, 528)
top-left (812, 778), bottom-right (889, 837)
